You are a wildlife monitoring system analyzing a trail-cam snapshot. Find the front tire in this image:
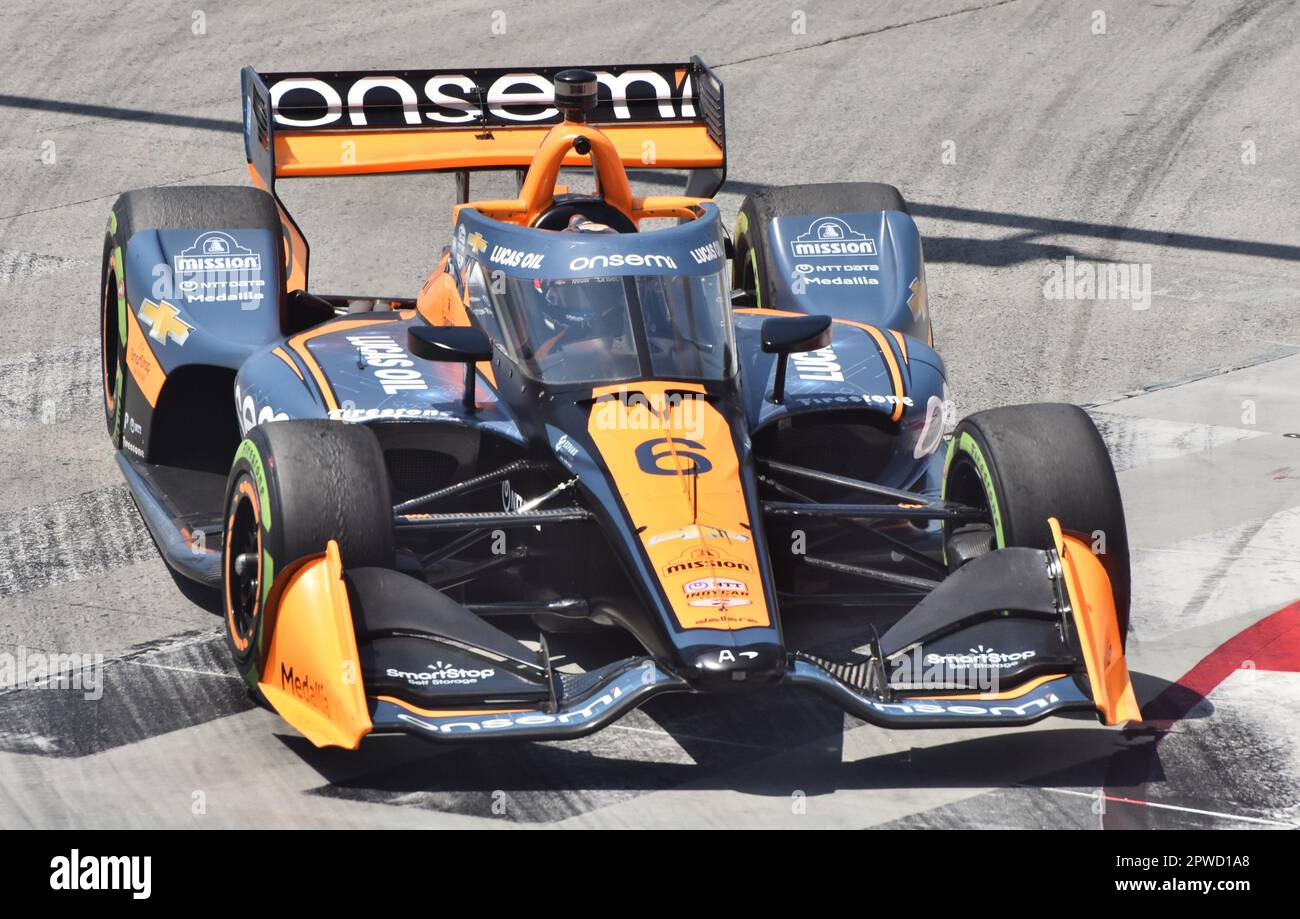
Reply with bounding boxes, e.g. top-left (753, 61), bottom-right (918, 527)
top-left (222, 420), bottom-right (395, 690)
top-left (941, 403), bottom-right (1130, 642)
